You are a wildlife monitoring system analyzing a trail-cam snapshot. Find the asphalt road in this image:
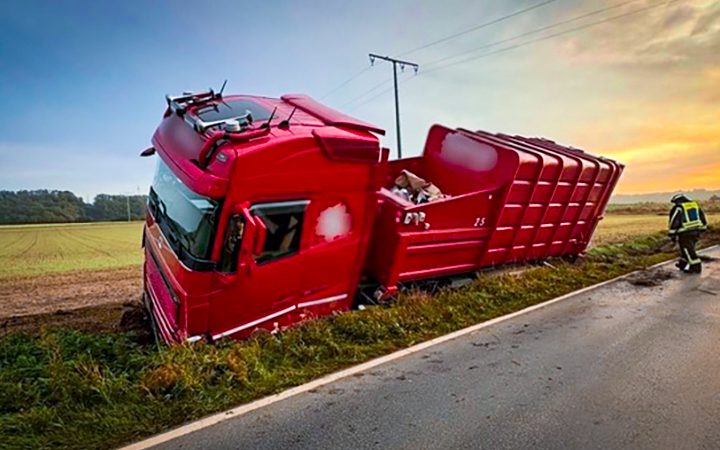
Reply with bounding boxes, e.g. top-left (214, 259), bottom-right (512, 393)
top-left (155, 248), bottom-right (720, 450)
